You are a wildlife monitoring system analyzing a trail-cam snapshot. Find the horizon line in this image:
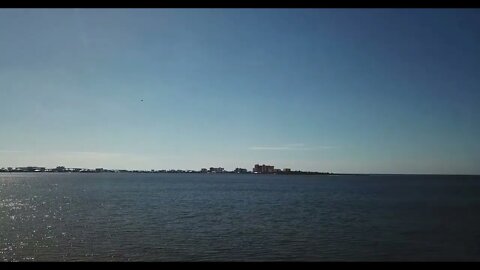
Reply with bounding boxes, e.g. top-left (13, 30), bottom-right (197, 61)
top-left (1, 165), bottom-right (479, 176)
